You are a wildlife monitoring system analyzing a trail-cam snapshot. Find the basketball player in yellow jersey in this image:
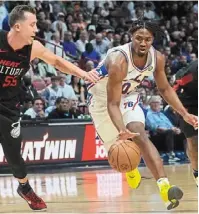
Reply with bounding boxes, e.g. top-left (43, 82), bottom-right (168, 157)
top-left (87, 20), bottom-right (198, 210)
